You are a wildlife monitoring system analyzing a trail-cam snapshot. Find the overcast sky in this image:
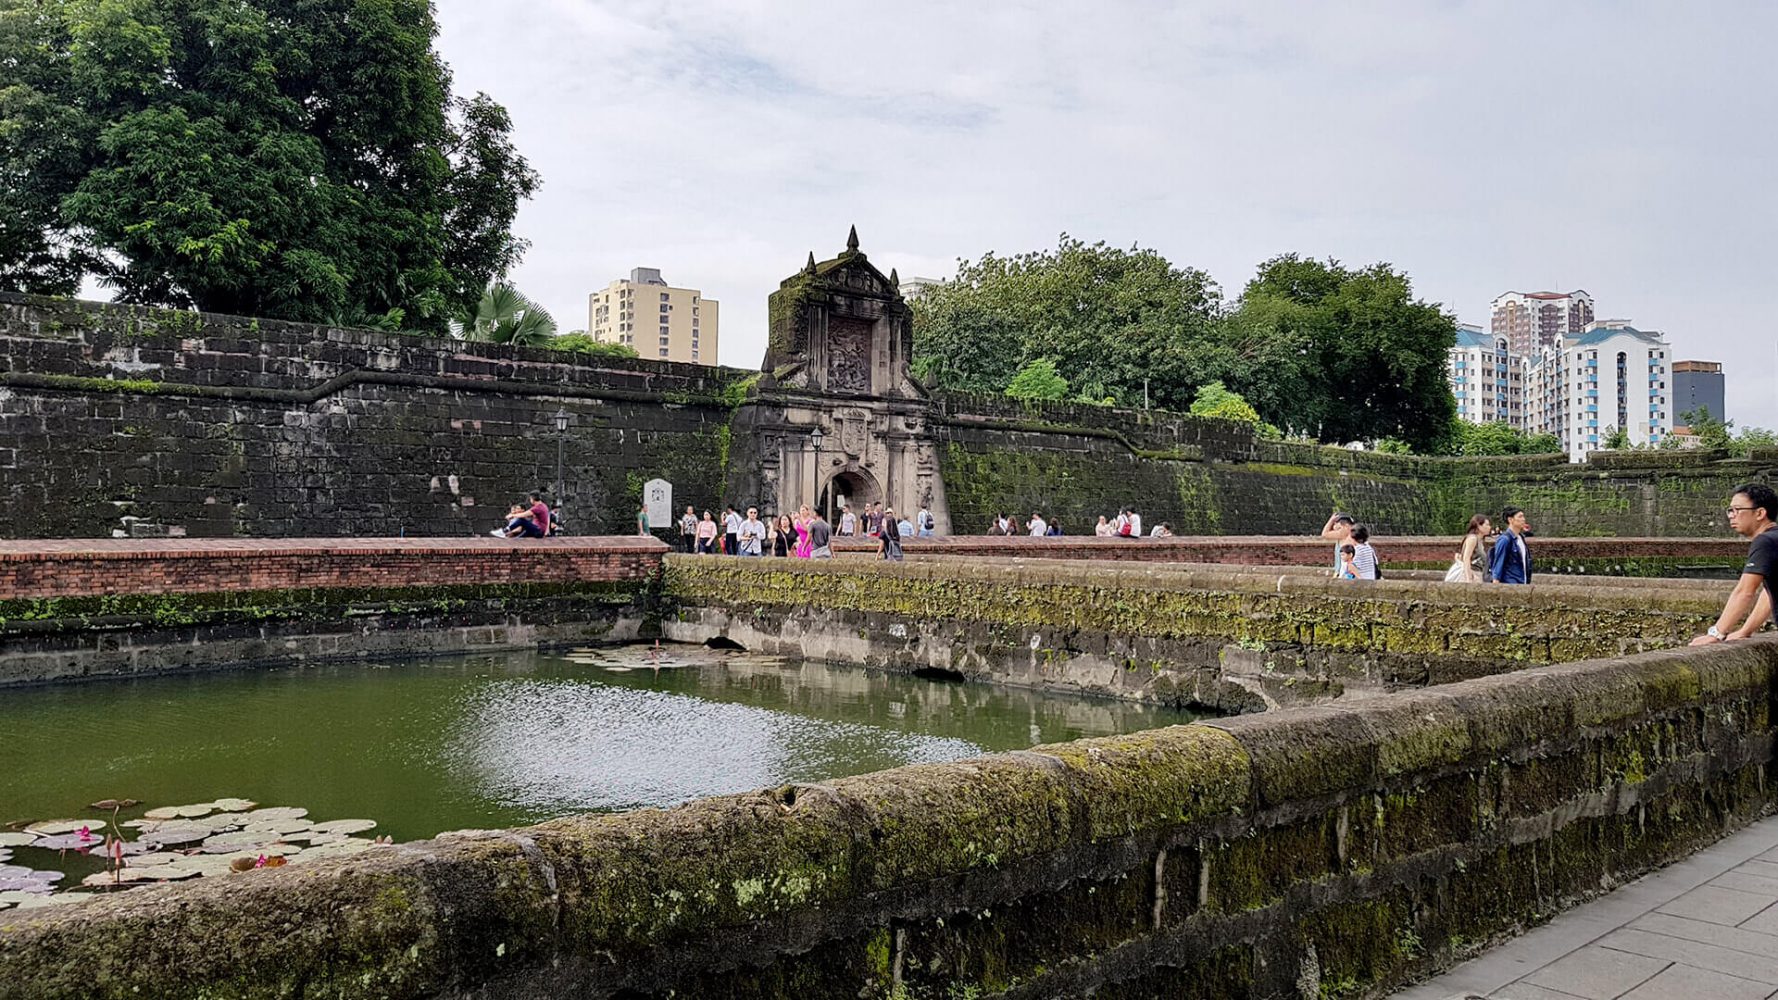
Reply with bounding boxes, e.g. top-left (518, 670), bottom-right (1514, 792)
top-left (435, 1), bottom-right (1778, 430)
